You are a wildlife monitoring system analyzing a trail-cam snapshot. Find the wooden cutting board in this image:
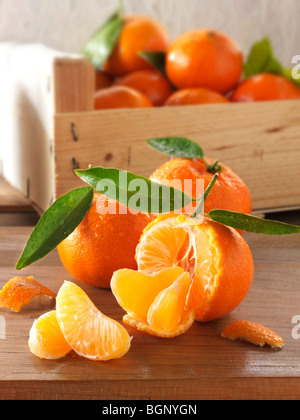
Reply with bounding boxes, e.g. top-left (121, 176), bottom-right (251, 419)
top-left (0, 222), bottom-right (300, 400)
